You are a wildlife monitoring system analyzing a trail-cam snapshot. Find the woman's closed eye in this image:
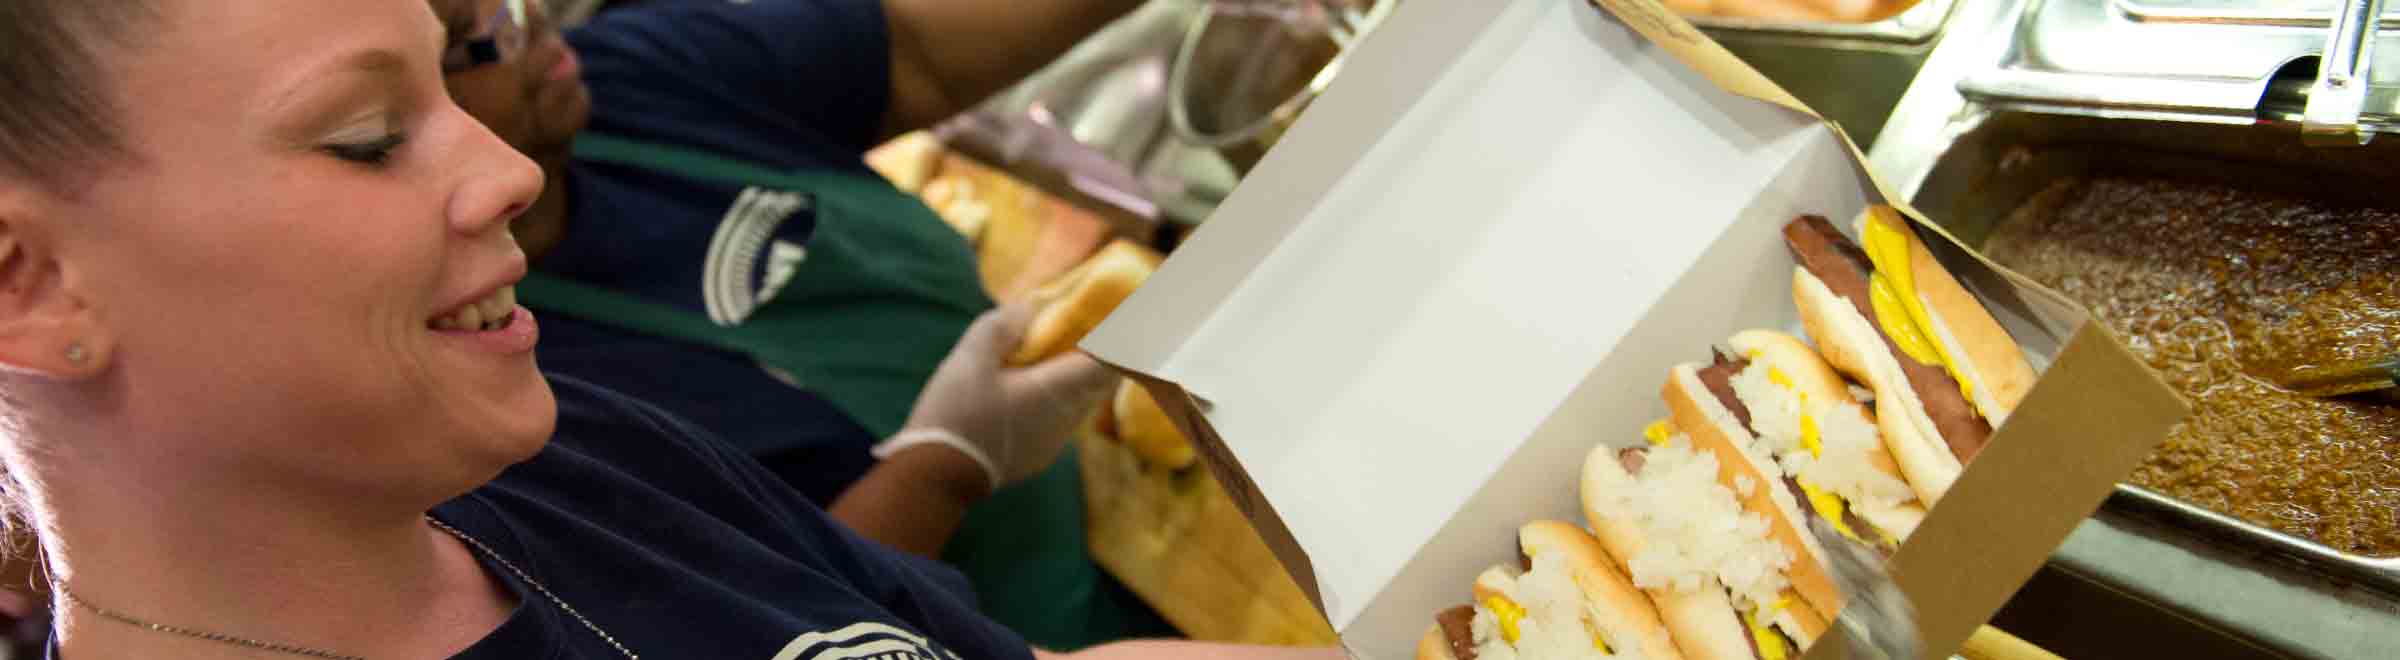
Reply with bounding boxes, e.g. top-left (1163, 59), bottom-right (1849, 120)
top-left (323, 132), bottom-right (410, 166)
